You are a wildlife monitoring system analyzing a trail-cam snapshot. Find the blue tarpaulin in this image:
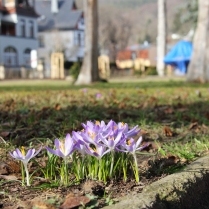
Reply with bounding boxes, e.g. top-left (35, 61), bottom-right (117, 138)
top-left (164, 40), bottom-right (193, 74)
